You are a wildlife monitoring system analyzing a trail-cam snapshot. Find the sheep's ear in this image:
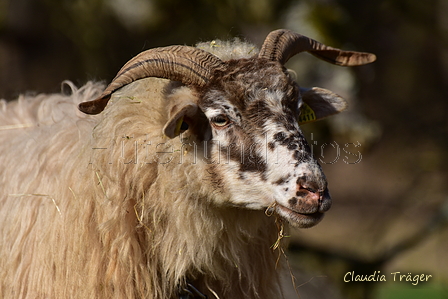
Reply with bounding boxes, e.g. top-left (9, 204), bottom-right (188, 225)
top-left (298, 87), bottom-right (348, 125)
top-left (163, 101), bottom-right (198, 138)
